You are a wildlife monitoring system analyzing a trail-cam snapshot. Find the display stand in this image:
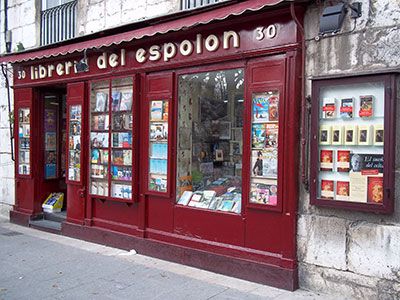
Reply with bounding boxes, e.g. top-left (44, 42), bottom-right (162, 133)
top-left (310, 74), bottom-right (396, 213)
